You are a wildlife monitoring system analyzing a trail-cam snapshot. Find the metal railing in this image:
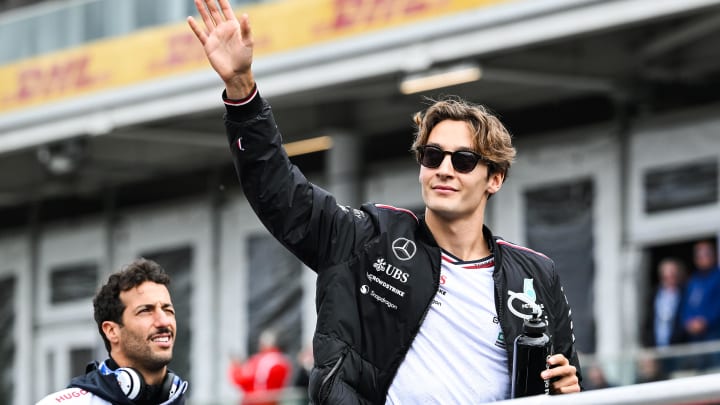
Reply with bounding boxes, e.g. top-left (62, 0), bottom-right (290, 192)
top-left (494, 373), bottom-right (720, 405)
top-left (208, 374), bottom-right (720, 405)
